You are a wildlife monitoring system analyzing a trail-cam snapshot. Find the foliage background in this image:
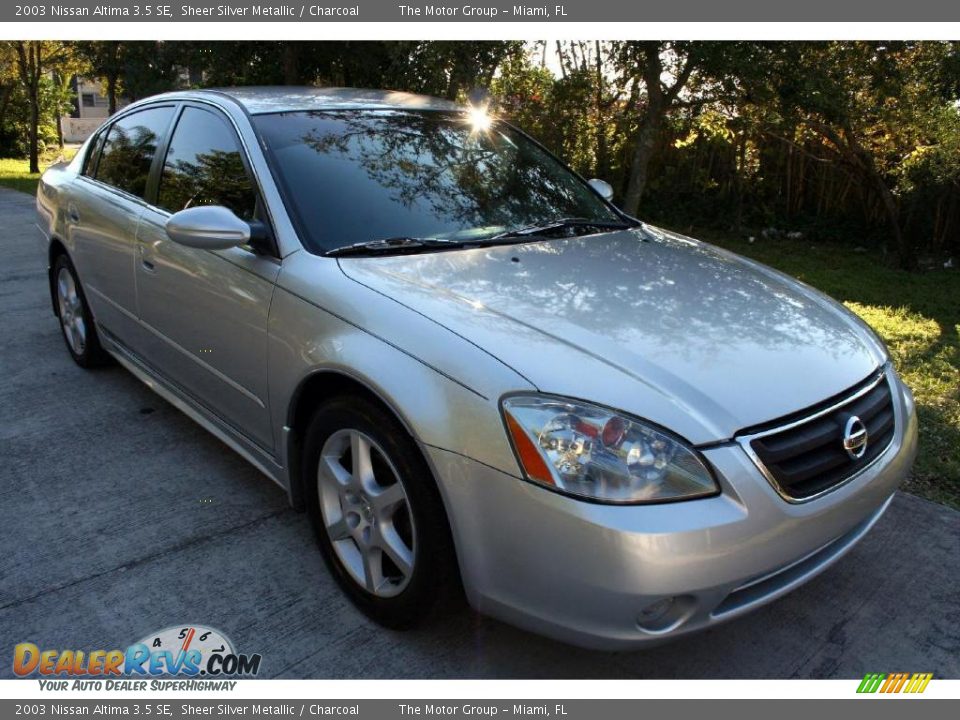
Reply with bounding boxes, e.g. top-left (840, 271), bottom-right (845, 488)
top-left (1, 40), bottom-right (958, 506)
top-left (4, 40), bottom-right (958, 266)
